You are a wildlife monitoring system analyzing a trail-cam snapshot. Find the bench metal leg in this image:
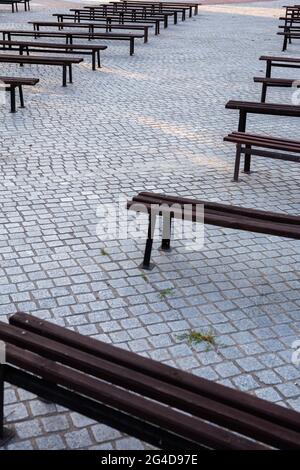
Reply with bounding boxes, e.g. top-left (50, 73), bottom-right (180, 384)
top-left (130, 37), bottom-right (134, 55)
top-left (282, 34), bottom-right (288, 51)
top-left (144, 28), bottom-right (148, 43)
top-left (141, 213), bottom-right (156, 270)
top-left (10, 86), bottom-right (16, 113)
top-left (243, 145), bottom-right (251, 174)
top-left (260, 83), bottom-right (267, 103)
top-left (92, 51), bottom-right (96, 71)
top-left (238, 110), bottom-right (247, 132)
top-left (233, 144), bottom-right (241, 182)
top-left (160, 215), bottom-right (172, 252)
top-left (68, 65), bottom-right (73, 84)
top-left (62, 65), bottom-right (67, 87)
top-left (18, 85), bottom-right (24, 108)
top-left (97, 50), bottom-right (101, 68)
